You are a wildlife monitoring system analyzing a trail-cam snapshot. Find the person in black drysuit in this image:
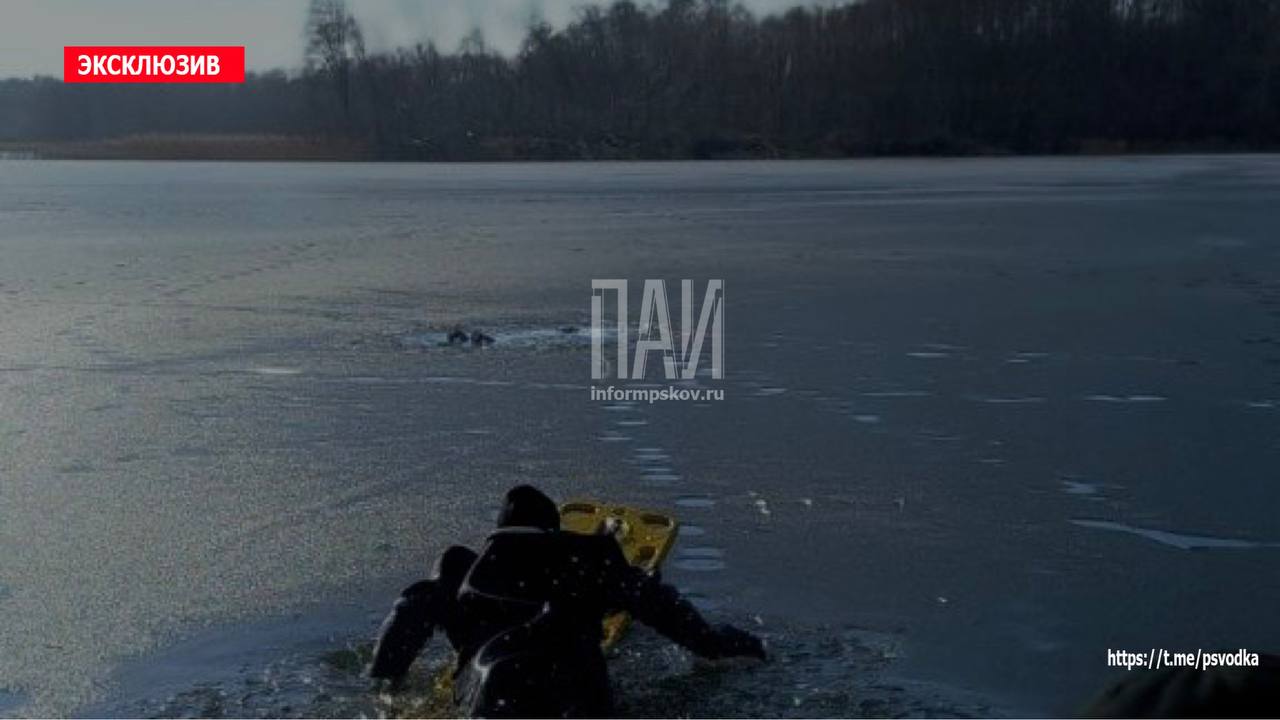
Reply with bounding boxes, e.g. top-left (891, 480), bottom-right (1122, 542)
top-left (368, 485), bottom-right (766, 717)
